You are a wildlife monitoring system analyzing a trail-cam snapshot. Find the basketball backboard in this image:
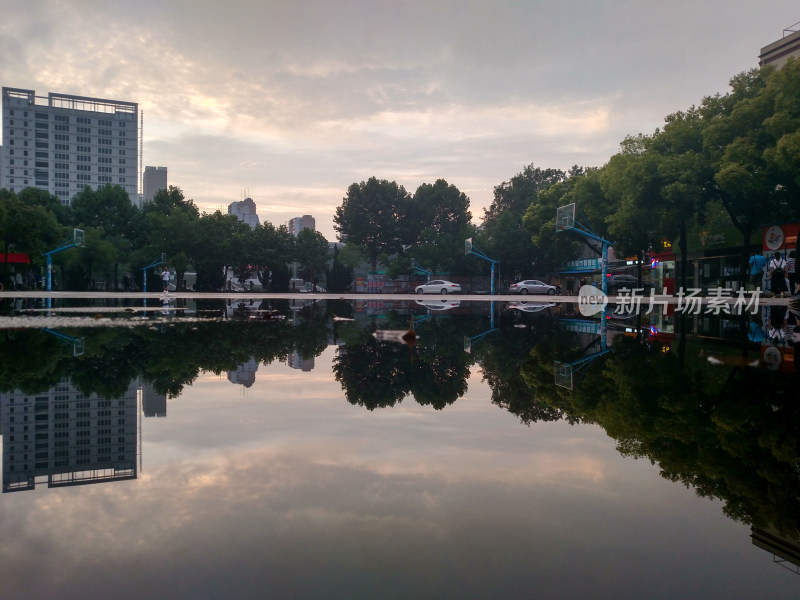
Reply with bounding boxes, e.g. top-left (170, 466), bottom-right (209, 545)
top-left (556, 203), bottom-right (576, 232)
top-left (74, 228), bottom-right (85, 247)
top-left (553, 360), bottom-right (574, 389)
top-left (465, 238), bottom-right (473, 255)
